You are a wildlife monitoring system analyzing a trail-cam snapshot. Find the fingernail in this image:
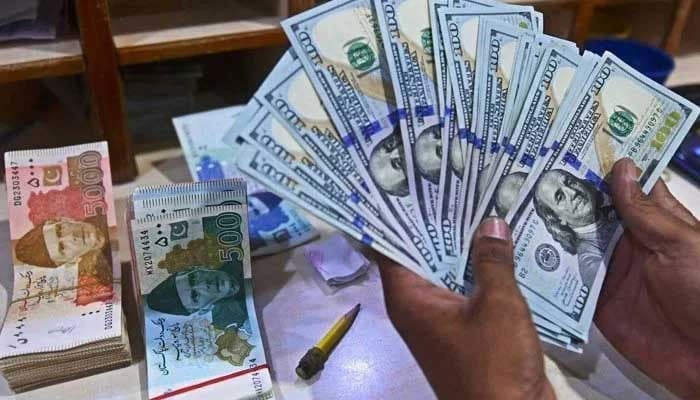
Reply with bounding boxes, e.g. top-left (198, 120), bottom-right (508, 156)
top-left (619, 158), bottom-right (638, 182)
top-left (476, 218), bottom-right (510, 241)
